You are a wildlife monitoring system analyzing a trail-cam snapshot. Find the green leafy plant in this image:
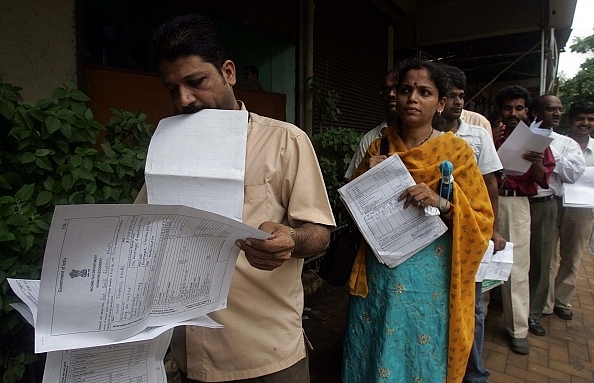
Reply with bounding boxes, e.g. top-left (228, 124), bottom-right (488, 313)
top-left (307, 78), bottom-right (361, 222)
top-left (0, 81), bottom-right (152, 383)
top-left (311, 127), bottom-right (362, 220)
top-left (306, 76), bottom-right (342, 130)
